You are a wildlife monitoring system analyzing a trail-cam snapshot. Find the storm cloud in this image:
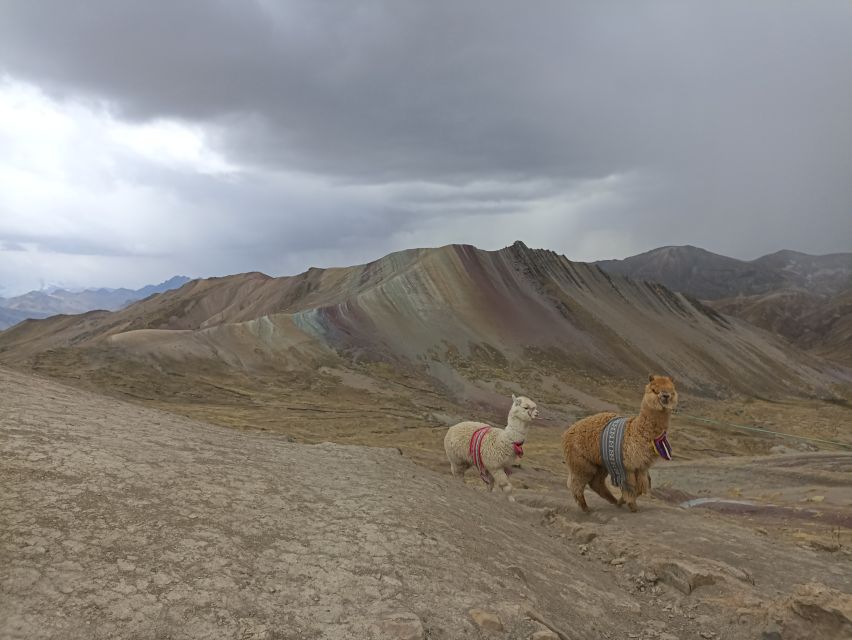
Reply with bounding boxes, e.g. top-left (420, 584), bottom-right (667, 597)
top-left (1, 1), bottom-right (850, 294)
